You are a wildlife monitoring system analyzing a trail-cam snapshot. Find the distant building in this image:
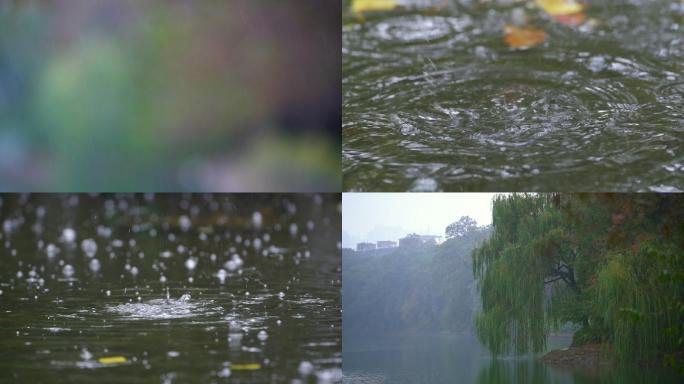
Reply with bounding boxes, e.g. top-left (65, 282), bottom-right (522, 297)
top-left (376, 240), bottom-right (396, 249)
top-left (356, 242), bottom-right (376, 252)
